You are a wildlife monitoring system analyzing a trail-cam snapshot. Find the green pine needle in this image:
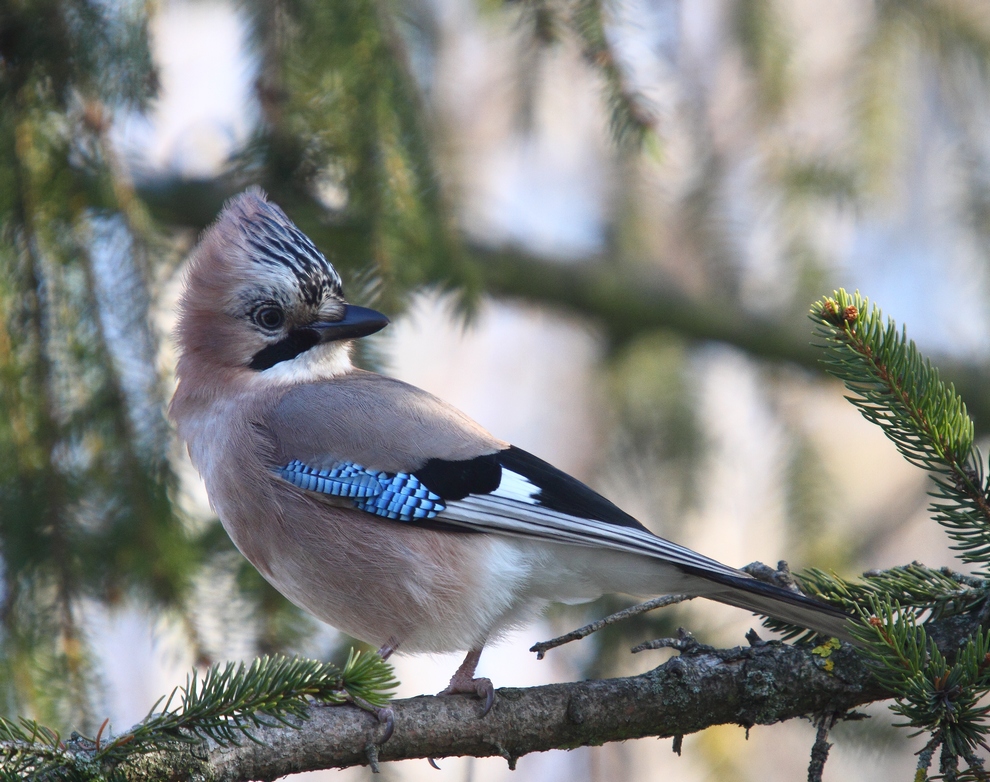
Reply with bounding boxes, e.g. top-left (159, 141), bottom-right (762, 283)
top-left (0, 651), bottom-right (398, 778)
top-left (855, 597), bottom-right (990, 763)
top-left (811, 290), bottom-right (990, 564)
